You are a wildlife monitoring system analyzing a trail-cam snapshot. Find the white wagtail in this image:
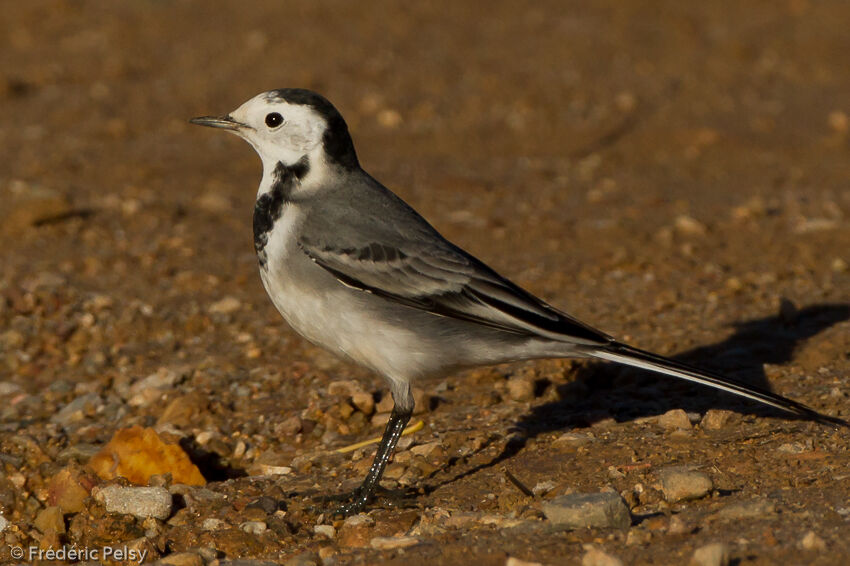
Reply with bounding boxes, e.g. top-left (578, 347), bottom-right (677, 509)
top-left (191, 89), bottom-right (847, 514)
